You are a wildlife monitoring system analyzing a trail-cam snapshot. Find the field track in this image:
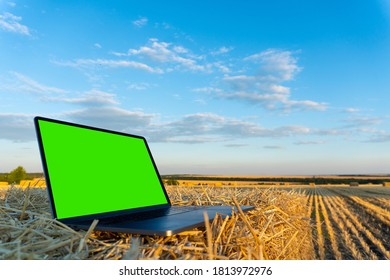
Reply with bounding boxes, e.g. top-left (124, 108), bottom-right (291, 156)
top-left (305, 186), bottom-right (390, 260)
